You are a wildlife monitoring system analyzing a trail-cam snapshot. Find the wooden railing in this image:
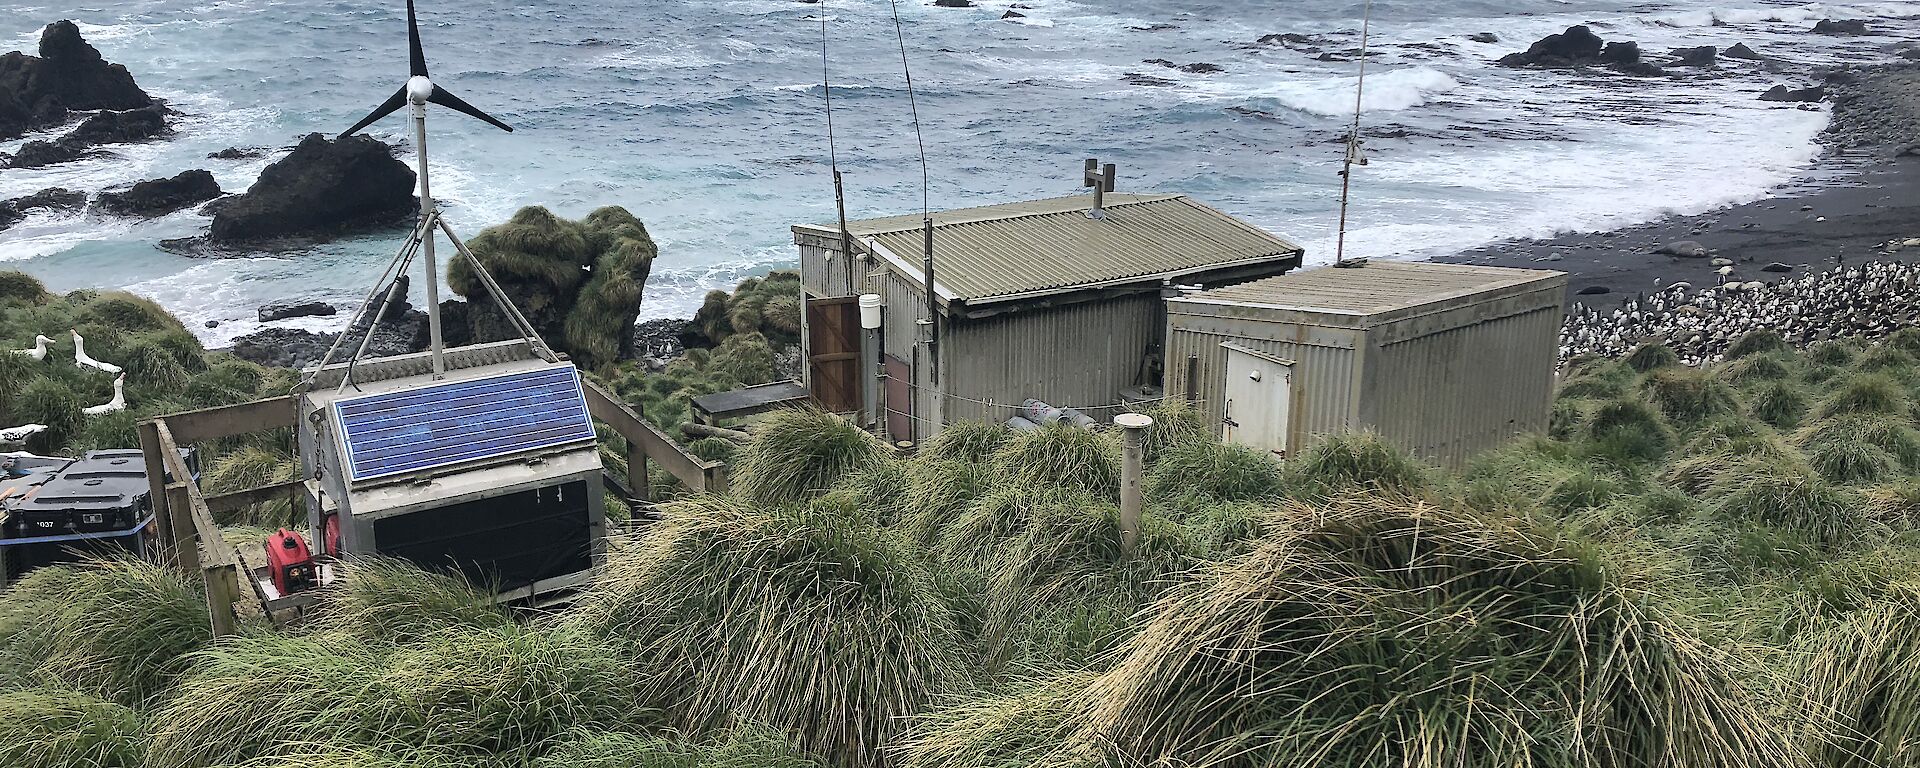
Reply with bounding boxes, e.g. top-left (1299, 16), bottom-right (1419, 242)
top-left (582, 379), bottom-right (728, 497)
